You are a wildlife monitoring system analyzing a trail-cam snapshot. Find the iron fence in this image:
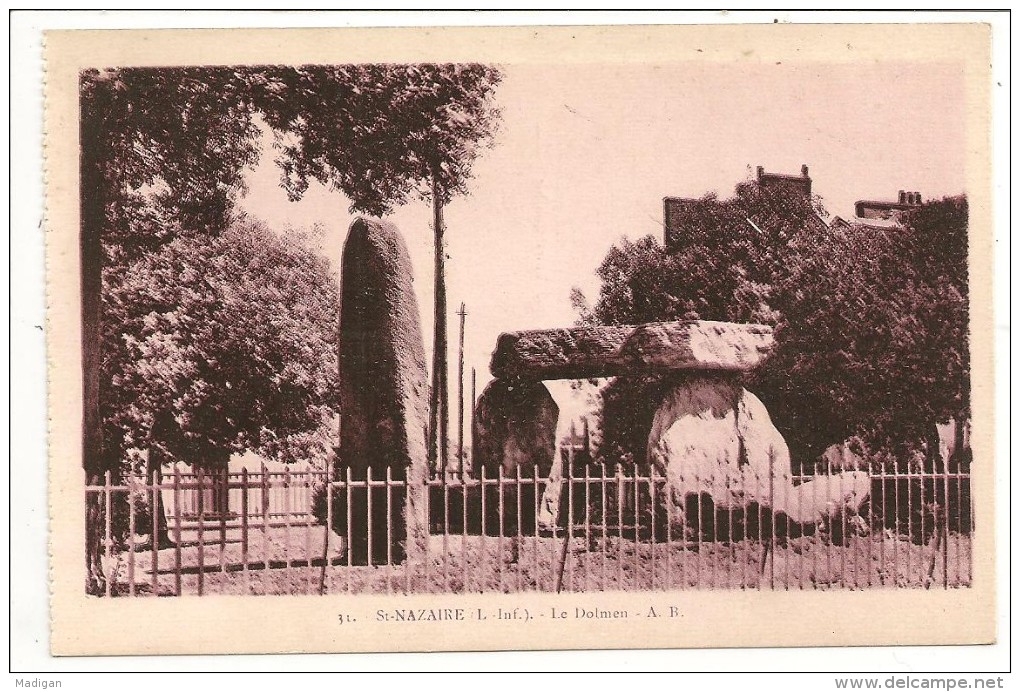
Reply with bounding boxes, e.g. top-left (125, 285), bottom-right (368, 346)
top-left (87, 448), bottom-right (973, 597)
